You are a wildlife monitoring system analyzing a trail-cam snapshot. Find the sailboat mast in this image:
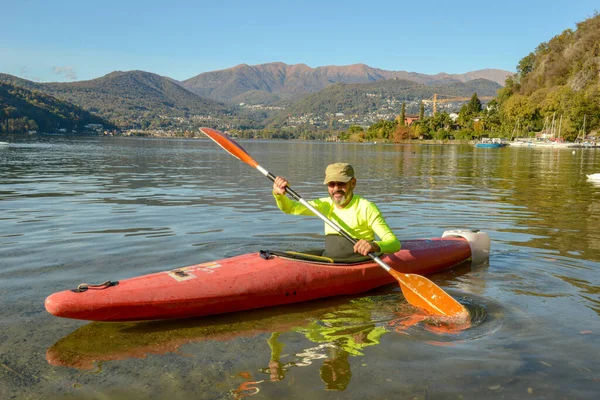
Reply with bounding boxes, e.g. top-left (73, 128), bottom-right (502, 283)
top-left (558, 115), bottom-right (562, 139)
